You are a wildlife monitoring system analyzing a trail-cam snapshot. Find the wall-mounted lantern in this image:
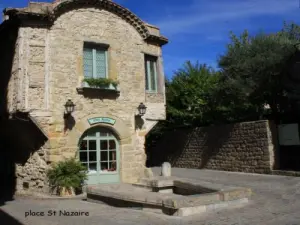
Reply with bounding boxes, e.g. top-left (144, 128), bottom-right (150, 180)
top-left (64, 99), bottom-right (75, 119)
top-left (137, 102), bottom-right (147, 116)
